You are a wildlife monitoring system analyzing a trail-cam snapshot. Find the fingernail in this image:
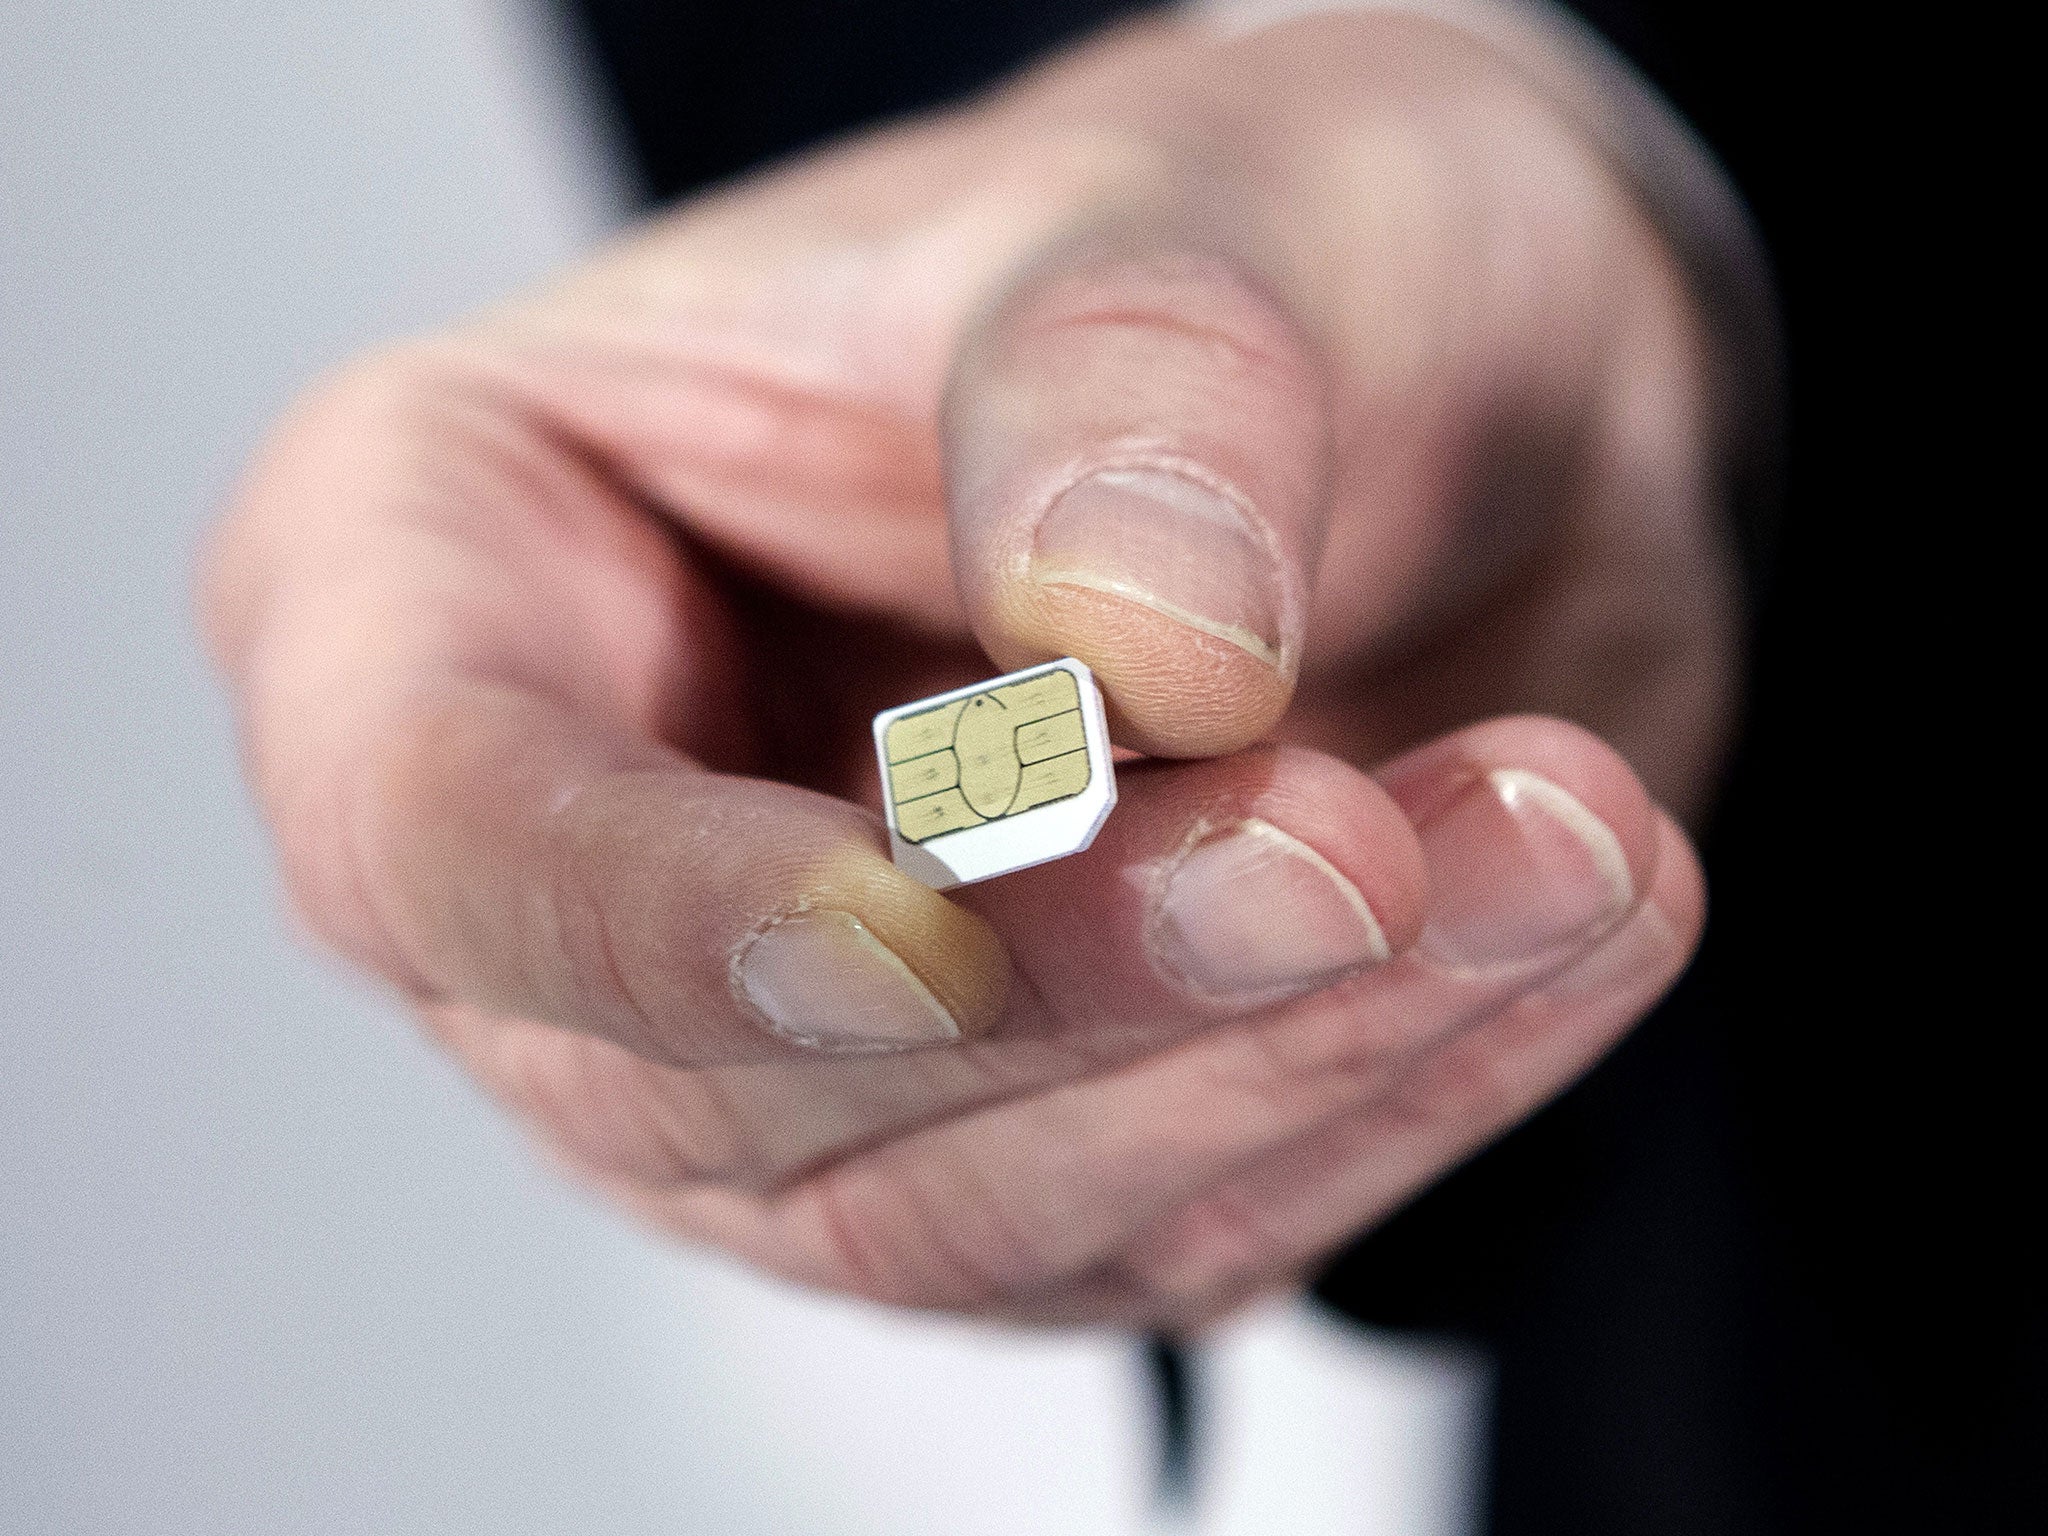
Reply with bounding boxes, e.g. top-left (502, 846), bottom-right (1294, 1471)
top-left (1031, 467), bottom-right (1286, 667)
top-left (1150, 818), bottom-right (1391, 1002)
top-left (735, 910), bottom-right (961, 1051)
top-left (1417, 769), bottom-right (1634, 972)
